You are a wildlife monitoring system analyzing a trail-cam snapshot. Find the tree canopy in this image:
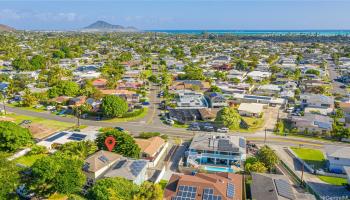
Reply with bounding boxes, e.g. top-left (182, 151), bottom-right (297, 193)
top-left (215, 107), bottom-right (242, 130)
top-left (101, 95), bottom-right (128, 118)
top-left (256, 145), bottom-right (279, 171)
top-left (48, 81), bottom-right (80, 98)
top-left (96, 129), bottom-right (140, 158)
top-left (0, 121), bottom-right (32, 152)
top-left (0, 153), bottom-right (20, 199)
top-left (87, 177), bottom-right (139, 200)
top-left (30, 153), bottom-right (86, 195)
top-left (59, 140), bottom-right (98, 159)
